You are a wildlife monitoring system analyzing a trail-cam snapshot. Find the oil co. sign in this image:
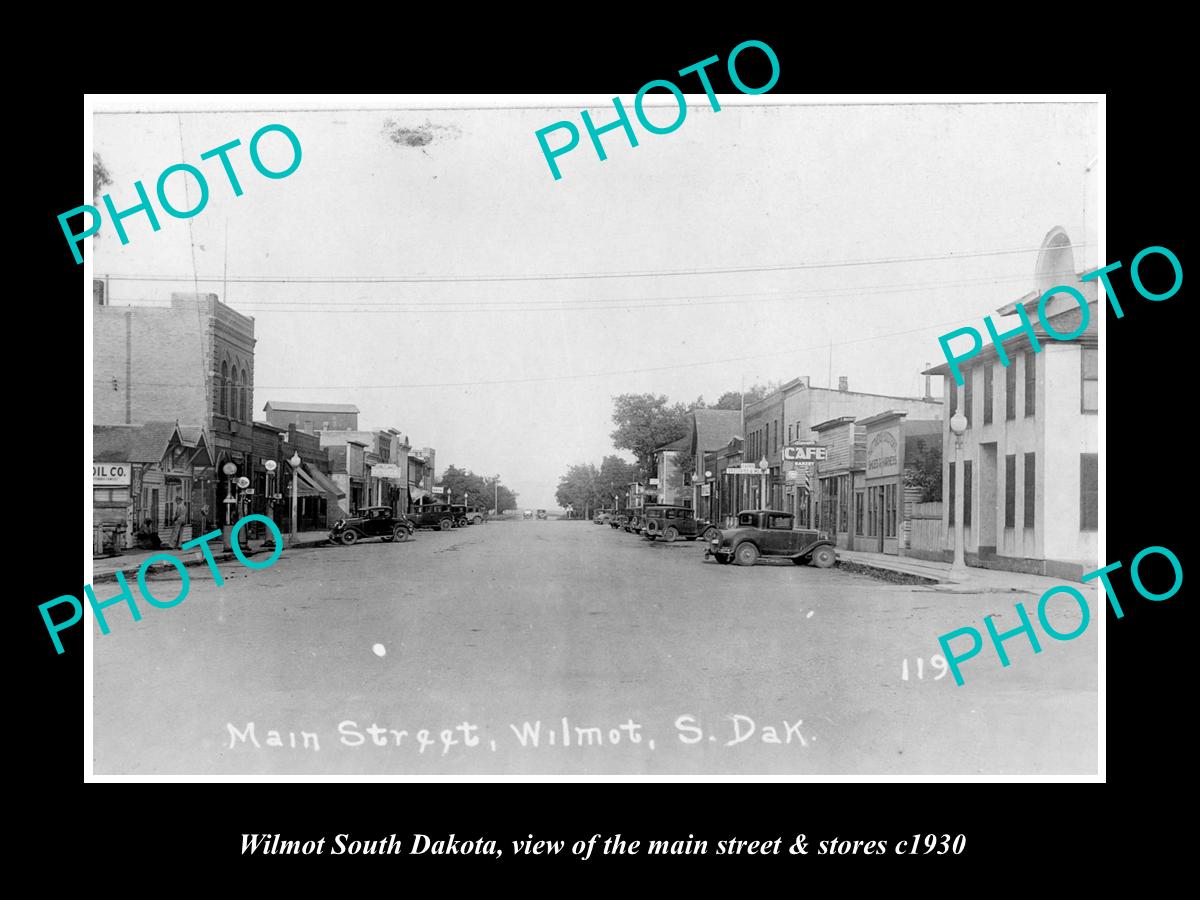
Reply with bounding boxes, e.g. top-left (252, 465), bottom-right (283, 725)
top-left (93, 463), bottom-right (130, 486)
